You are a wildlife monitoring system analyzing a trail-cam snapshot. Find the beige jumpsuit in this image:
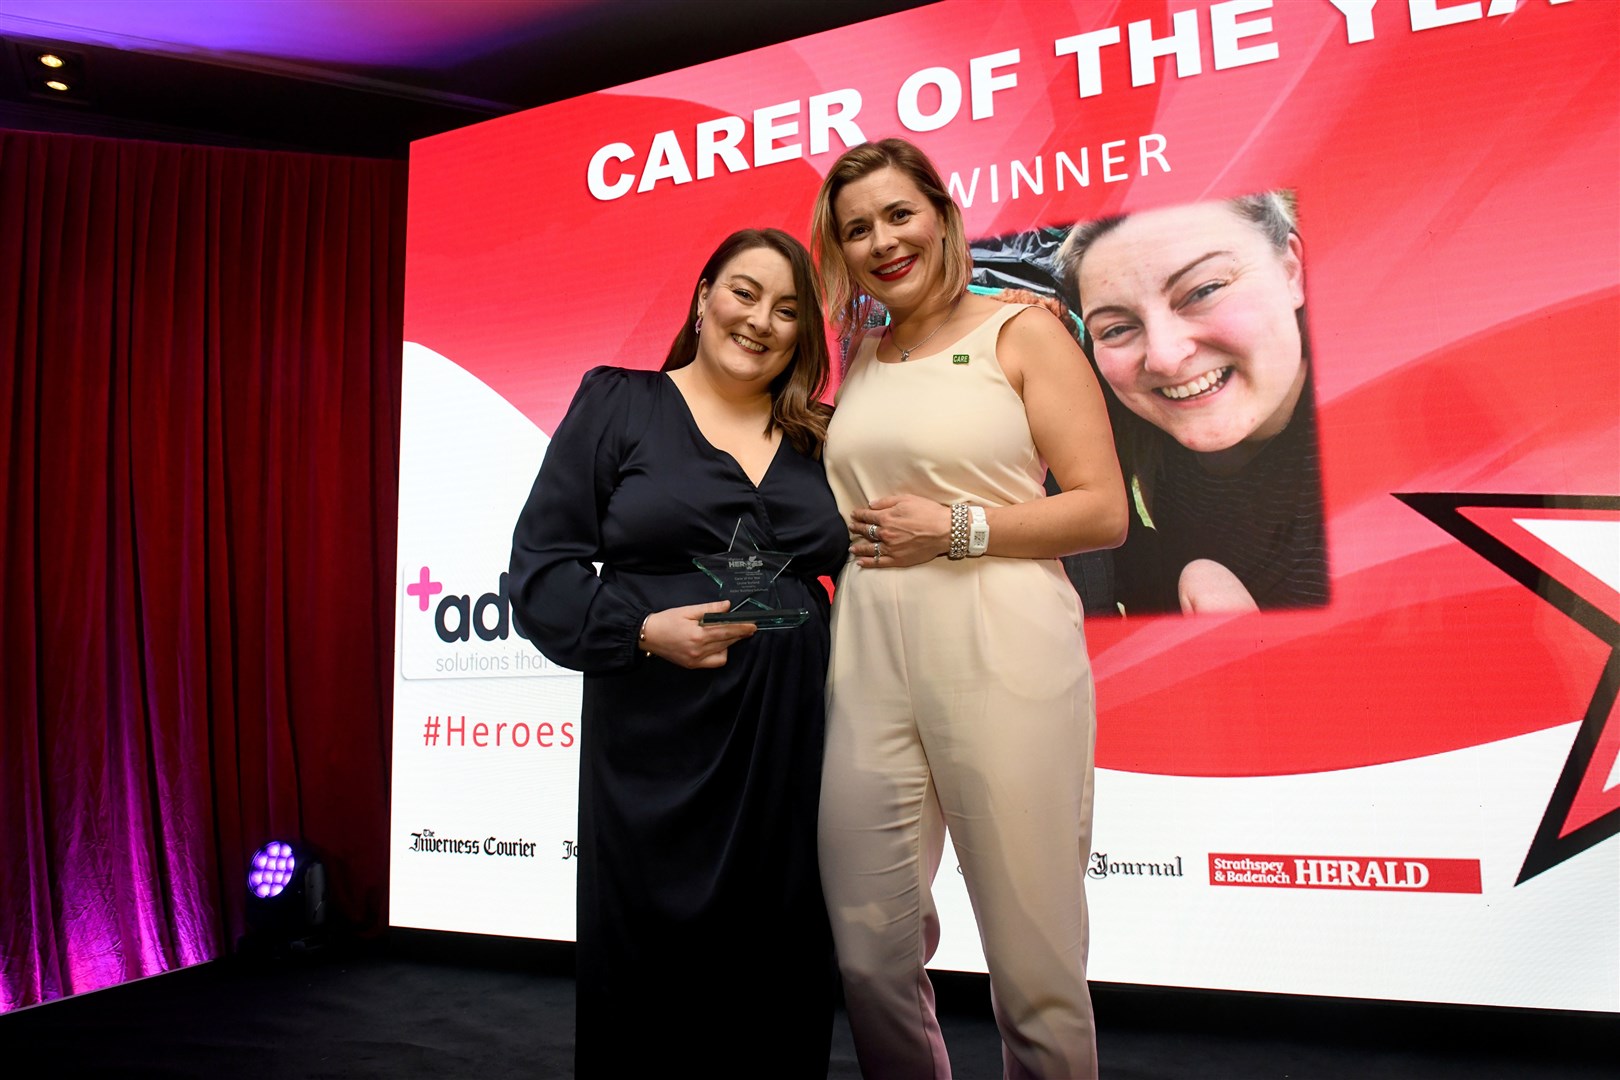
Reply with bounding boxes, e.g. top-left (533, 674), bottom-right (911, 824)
top-left (820, 304), bottom-right (1099, 1080)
